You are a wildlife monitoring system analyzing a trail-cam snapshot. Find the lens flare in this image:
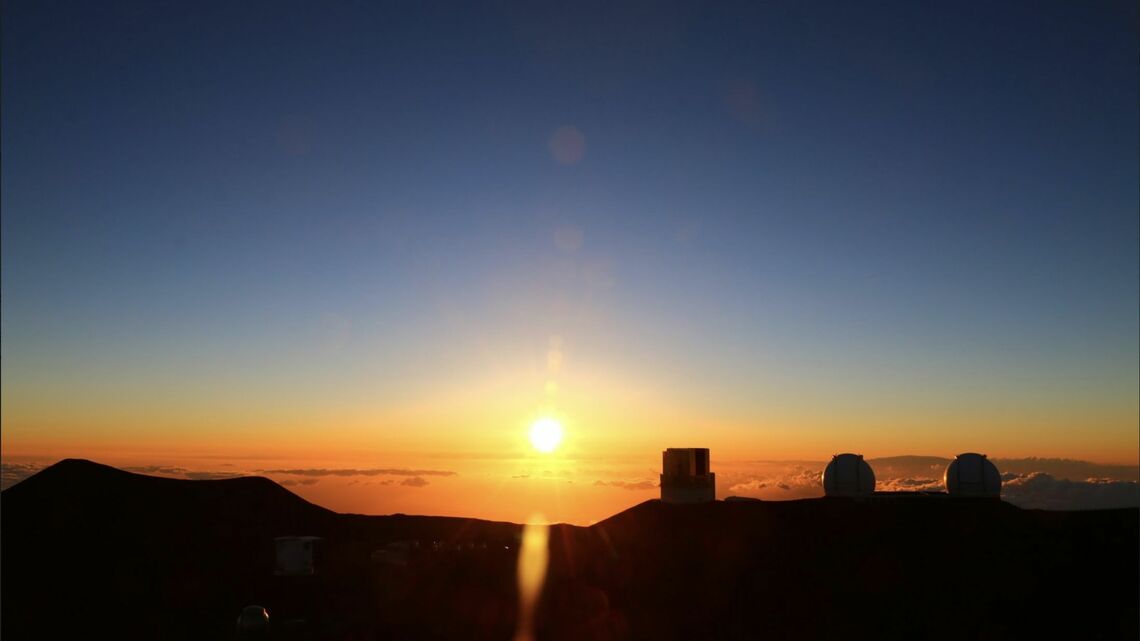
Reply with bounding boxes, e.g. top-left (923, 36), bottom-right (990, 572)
top-left (514, 513), bottom-right (550, 641)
